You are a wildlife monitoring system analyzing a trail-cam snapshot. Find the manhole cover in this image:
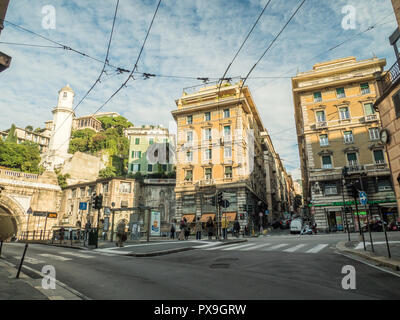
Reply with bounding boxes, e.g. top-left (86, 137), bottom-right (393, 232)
top-left (210, 263), bottom-right (230, 269)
